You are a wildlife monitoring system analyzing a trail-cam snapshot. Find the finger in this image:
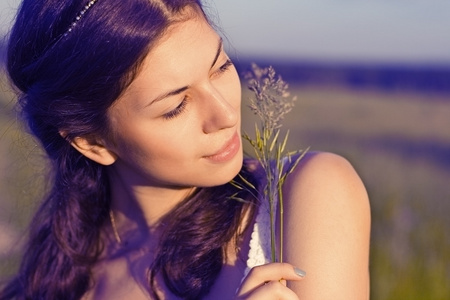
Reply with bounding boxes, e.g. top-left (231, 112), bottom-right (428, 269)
top-left (237, 263), bottom-right (306, 297)
top-left (236, 280), bottom-right (299, 300)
